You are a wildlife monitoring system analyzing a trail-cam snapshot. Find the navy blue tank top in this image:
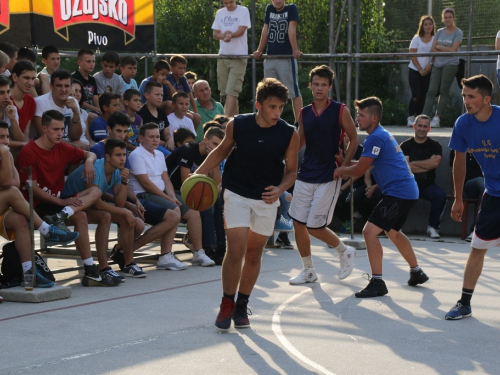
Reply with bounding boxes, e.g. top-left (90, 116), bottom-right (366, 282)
top-left (298, 99), bottom-right (344, 183)
top-left (223, 113), bottom-right (295, 200)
